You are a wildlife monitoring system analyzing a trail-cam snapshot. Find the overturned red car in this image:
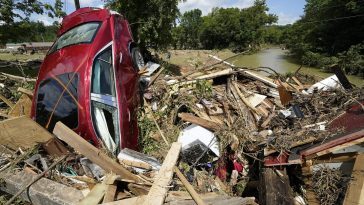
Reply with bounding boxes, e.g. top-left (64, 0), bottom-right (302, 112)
top-left (31, 8), bottom-right (144, 154)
